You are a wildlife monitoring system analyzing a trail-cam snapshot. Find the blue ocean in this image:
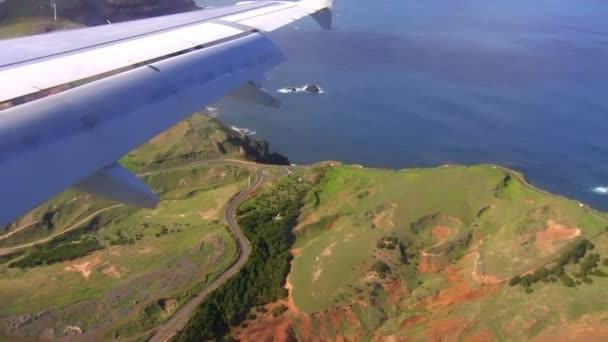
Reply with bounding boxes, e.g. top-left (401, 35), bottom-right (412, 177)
top-left (202, 0), bottom-right (608, 210)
